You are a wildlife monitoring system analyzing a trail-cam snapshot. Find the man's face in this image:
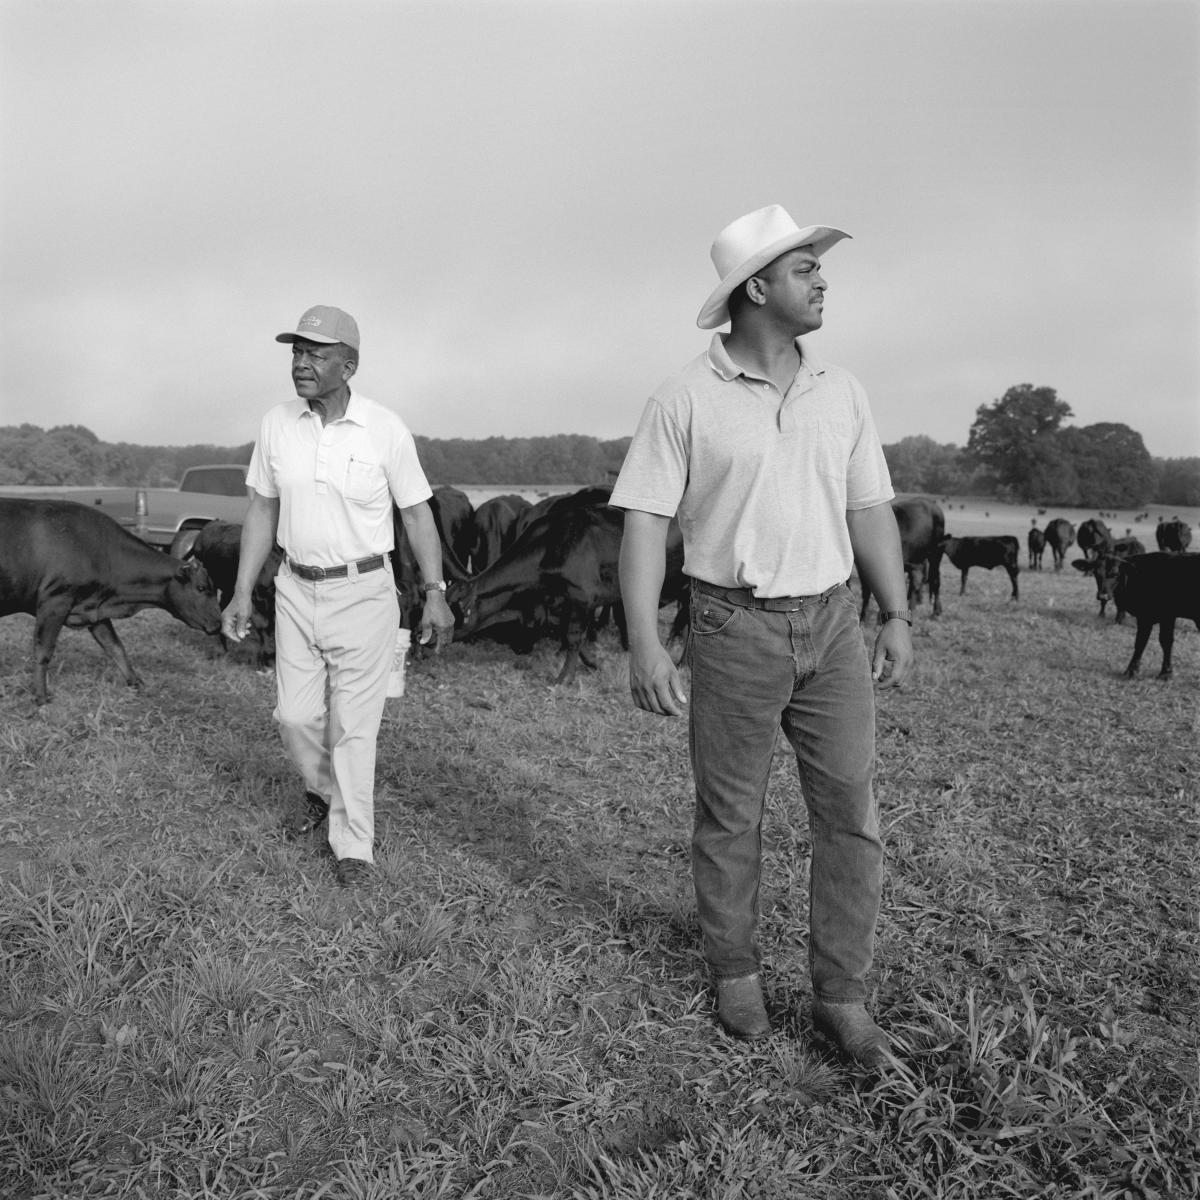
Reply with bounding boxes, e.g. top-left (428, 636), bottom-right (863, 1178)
top-left (289, 339), bottom-right (353, 403)
top-left (755, 246), bottom-right (827, 334)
